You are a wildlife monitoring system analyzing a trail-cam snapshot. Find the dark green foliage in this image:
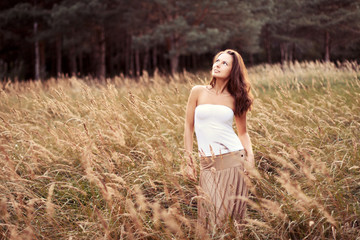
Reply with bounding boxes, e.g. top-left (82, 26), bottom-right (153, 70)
top-left (0, 0), bottom-right (360, 80)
